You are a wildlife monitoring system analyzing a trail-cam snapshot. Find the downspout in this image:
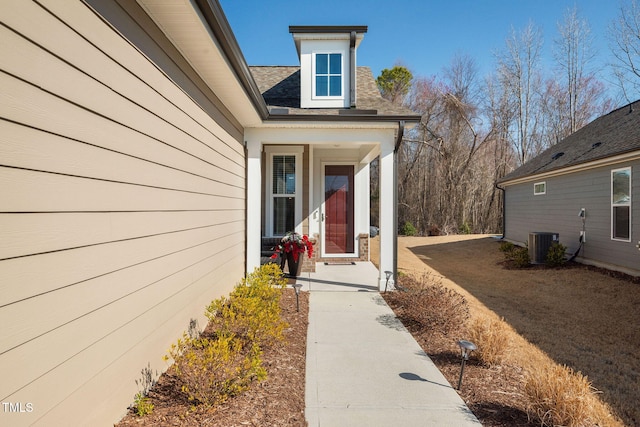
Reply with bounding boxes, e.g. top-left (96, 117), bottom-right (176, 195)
top-left (495, 182), bottom-right (505, 239)
top-left (244, 143), bottom-right (249, 276)
top-left (350, 31), bottom-right (357, 108)
top-left (393, 121), bottom-right (405, 283)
